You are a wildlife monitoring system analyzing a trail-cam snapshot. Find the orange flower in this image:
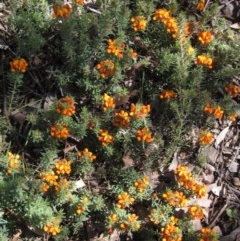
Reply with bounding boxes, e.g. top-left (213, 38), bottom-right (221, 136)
top-left (43, 218), bottom-right (61, 236)
top-left (41, 171), bottom-right (58, 185)
top-left (52, 3), bottom-right (72, 18)
top-left (56, 97), bottom-right (75, 116)
top-left (98, 129), bottom-right (114, 146)
top-left (225, 83), bottom-right (240, 98)
top-left (188, 205), bottom-right (206, 220)
top-left (195, 55), bottom-right (213, 69)
top-left (197, 0), bottom-right (205, 11)
top-left (96, 59), bottom-right (115, 78)
top-left (77, 148), bottom-right (96, 161)
top-left (10, 58), bottom-right (28, 73)
top-left (204, 104), bottom-right (214, 114)
top-left (129, 103), bottom-right (151, 118)
top-left (7, 152), bottom-right (20, 174)
top-left (102, 93), bottom-right (116, 111)
top-left (159, 90), bottom-right (177, 99)
top-left (134, 176), bottom-right (150, 193)
top-left (230, 113), bottom-right (236, 122)
top-left (75, 0), bottom-right (84, 4)
top-left (192, 183), bottom-right (207, 198)
top-left (129, 48), bottom-right (137, 58)
top-left (136, 127), bottom-right (153, 143)
top-left (162, 190), bottom-right (188, 207)
top-left (161, 216), bottom-right (182, 241)
top-left (107, 39), bottom-right (125, 59)
top-left (108, 214), bottom-right (119, 224)
top-left (131, 16), bottom-right (147, 31)
top-left (119, 222), bottom-right (129, 231)
top-left (113, 110), bottom-right (130, 128)
top-left (184, 22), bottom-right (194, 36)
top-left (198, 31), bottom-right (213, 45)
top-left (54, 159), bottom-right (71, 175)
top-left (213, 106), bottom-right (224, 119)
top-left (127, 213), bottom-right (140, 230)
top-left (199, 227), bottom-right (218, 241)
top-left (50, 123), bottom-right (69, 139)
top-left (199, 131), bottom-right (214, 145)
top-left (153, 9), bottom-right (179, 38)
top-left (77, 196), bottom-right (89, 214)
top-left (117, 192), bottom-right (134, 209)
